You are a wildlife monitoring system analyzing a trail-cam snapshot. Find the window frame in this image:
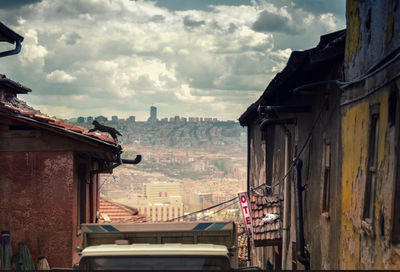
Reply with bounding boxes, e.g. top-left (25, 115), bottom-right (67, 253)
top-left (363, 104), bottom-right (380, 225)
top-left (320, 137), bottom-right (331, 218)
